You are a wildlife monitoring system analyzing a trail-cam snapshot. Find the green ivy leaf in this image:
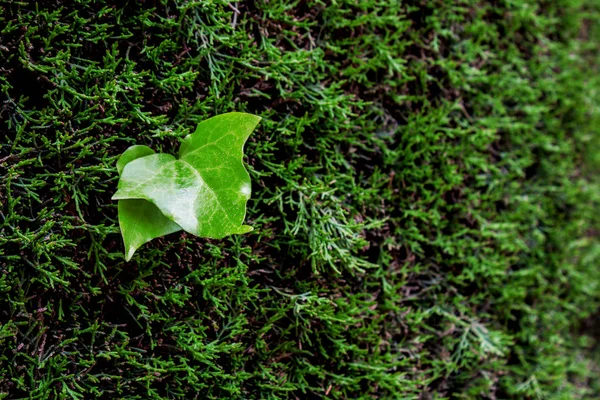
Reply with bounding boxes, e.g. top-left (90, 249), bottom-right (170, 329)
top-left (118, 199), bottom-right (182, 261)
top-left (116, 145), bottom-right (182, 261)
top-left (112, 112), bottom-right (260, 260)
top-left (116, 145), bottom-right (155, 176)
